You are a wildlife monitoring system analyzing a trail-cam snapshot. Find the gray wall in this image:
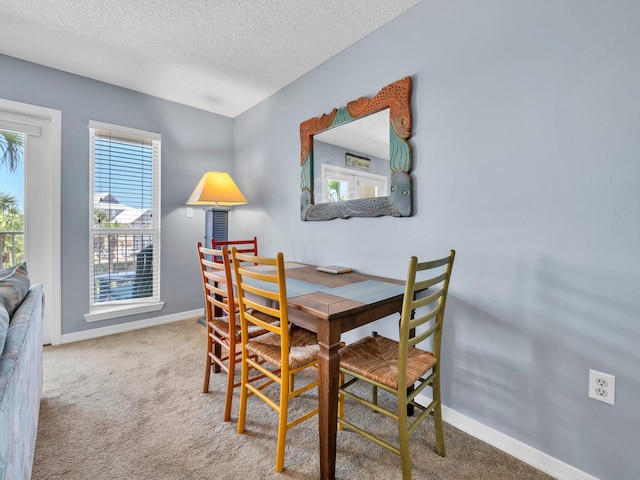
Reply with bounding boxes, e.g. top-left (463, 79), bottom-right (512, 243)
top-left (0, 53), bottom-right (233, 334)
top-left (231, 1), bottom-right (640, 479)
